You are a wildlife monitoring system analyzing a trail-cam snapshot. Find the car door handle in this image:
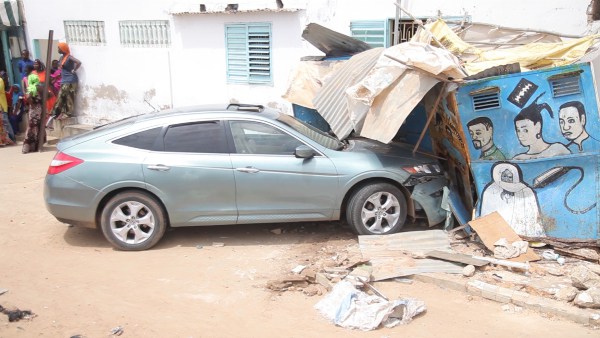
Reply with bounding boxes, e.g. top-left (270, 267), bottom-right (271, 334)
top-left (236, 167), bottom-right (260, 174)
top-left (147, 164), bottom-right (171, 171)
